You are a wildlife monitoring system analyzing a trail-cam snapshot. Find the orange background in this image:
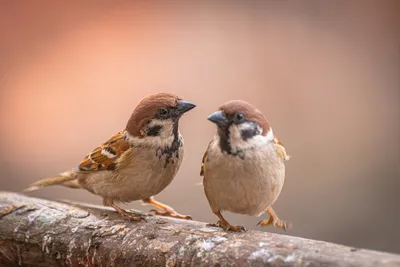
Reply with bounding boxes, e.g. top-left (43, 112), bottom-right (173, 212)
top-left (0, 1), bottom-right (399, 253)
